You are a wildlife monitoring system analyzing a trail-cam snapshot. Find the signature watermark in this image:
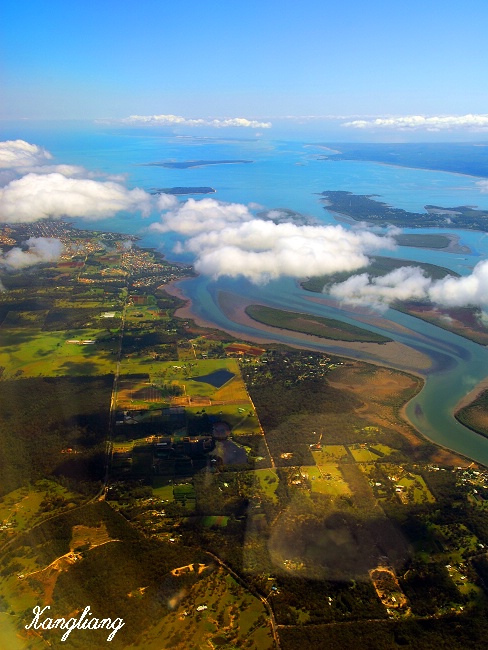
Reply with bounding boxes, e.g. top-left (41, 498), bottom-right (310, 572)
top-left (25, 605), bottom-right (125, 642)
